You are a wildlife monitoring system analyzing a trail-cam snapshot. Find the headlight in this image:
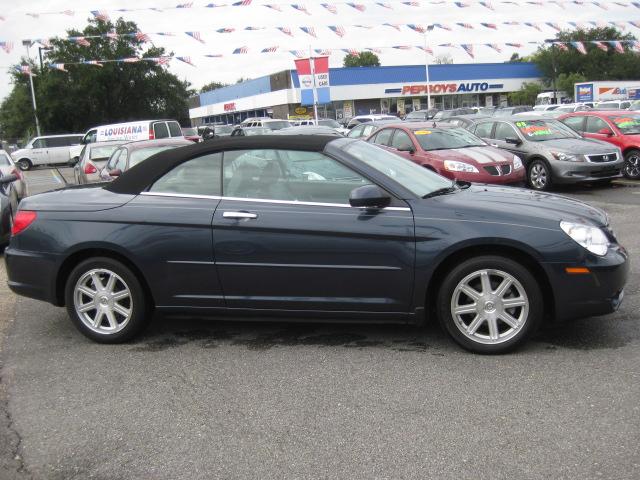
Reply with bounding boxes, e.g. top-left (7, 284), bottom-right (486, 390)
top-left (513, 155), bottom-right (523, 170)
top-left (560, 221), bottom-right (609, 256)
top-left (551, 151), bottom-right (583, 162)
top-left (444, 160), bottom-right (479, 173)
